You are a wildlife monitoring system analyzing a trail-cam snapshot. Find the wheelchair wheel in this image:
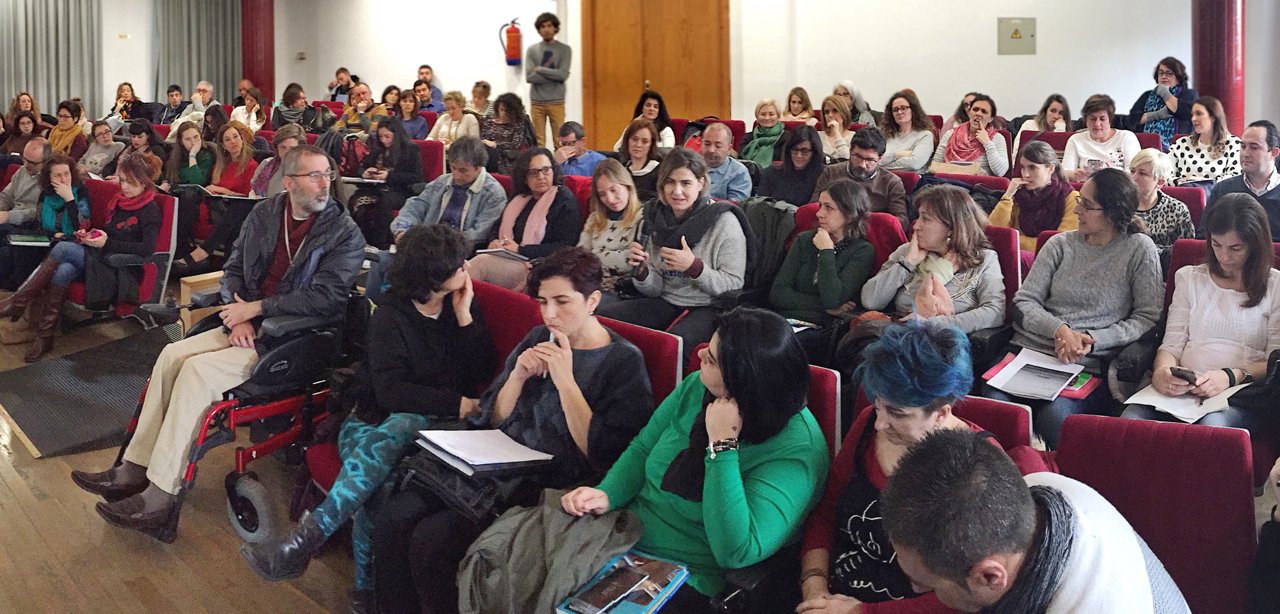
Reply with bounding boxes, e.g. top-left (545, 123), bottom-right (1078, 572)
top-left (226, 472), bottom-right (280, 543)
